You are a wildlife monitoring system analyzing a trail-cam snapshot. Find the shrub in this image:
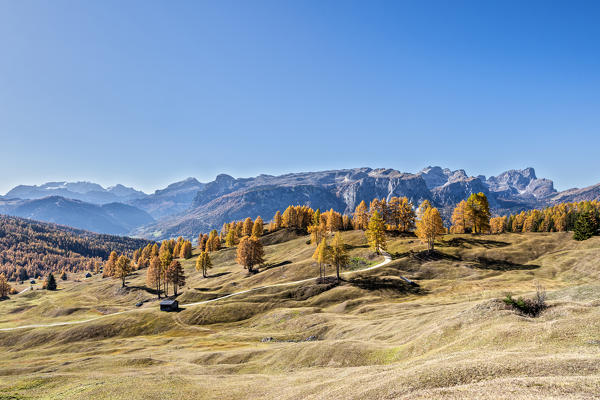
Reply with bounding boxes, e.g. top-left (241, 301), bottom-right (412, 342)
top-left (503, 282), bottom-right (547, 317)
